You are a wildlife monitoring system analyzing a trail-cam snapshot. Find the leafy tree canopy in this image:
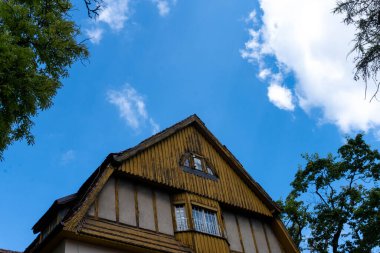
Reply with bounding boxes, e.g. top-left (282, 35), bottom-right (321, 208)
top-left (279, 134), bottom-right (380, 252)
top-left (334, 0), bottom-right (380, 100)
top-left (0, 0), bottom-right (89, 159)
